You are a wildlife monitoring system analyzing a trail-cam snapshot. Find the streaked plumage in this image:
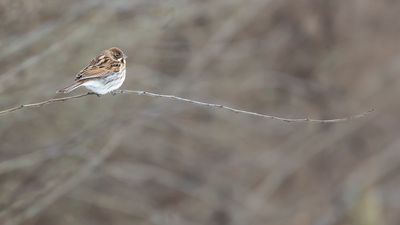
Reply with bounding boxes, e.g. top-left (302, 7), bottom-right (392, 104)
top-left (57, 47), bottom-right (127, 95)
